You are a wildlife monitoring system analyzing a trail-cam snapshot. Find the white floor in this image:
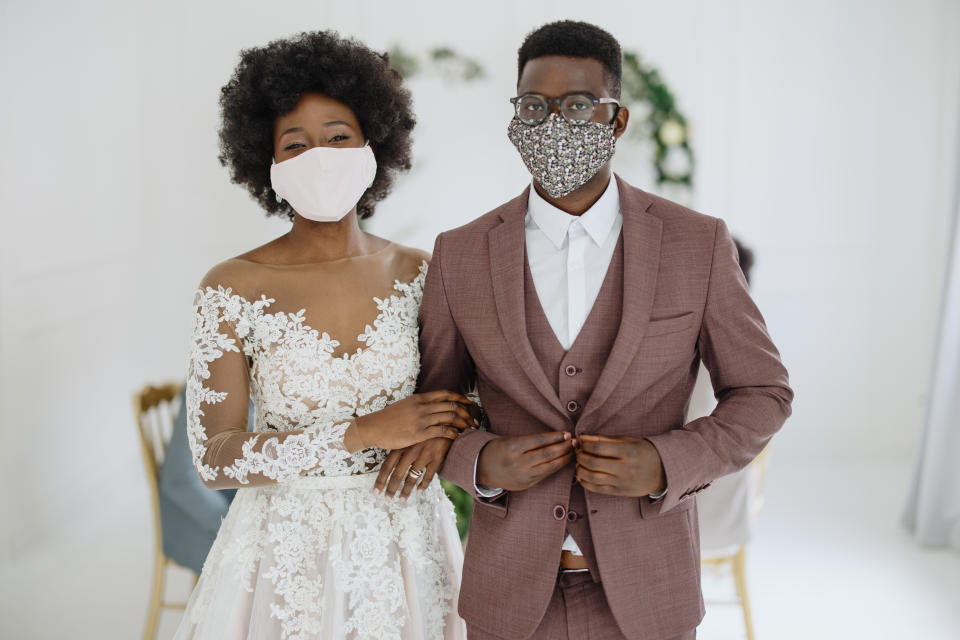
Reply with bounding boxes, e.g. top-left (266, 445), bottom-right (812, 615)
top-left (1, 455), bottom-right (958, 639)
